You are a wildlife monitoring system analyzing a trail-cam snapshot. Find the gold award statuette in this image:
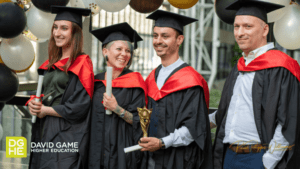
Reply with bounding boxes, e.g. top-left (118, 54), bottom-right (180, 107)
top-left (124, 106), bottom-right (152, 153)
